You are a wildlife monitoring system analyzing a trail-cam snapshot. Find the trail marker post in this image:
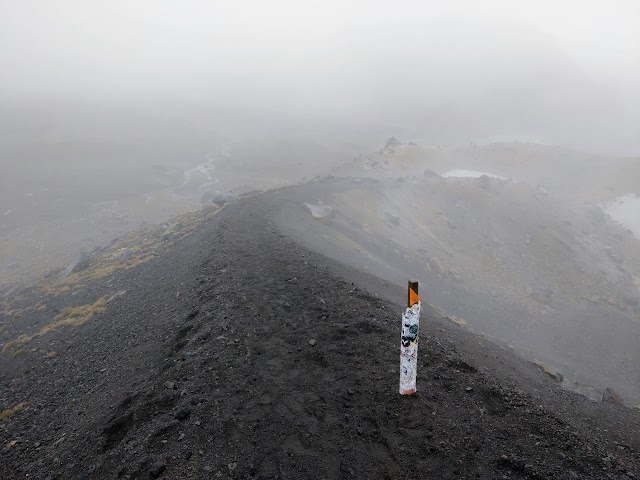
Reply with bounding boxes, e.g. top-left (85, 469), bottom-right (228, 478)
top-left (399, 281), bottom-right (421, 395)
